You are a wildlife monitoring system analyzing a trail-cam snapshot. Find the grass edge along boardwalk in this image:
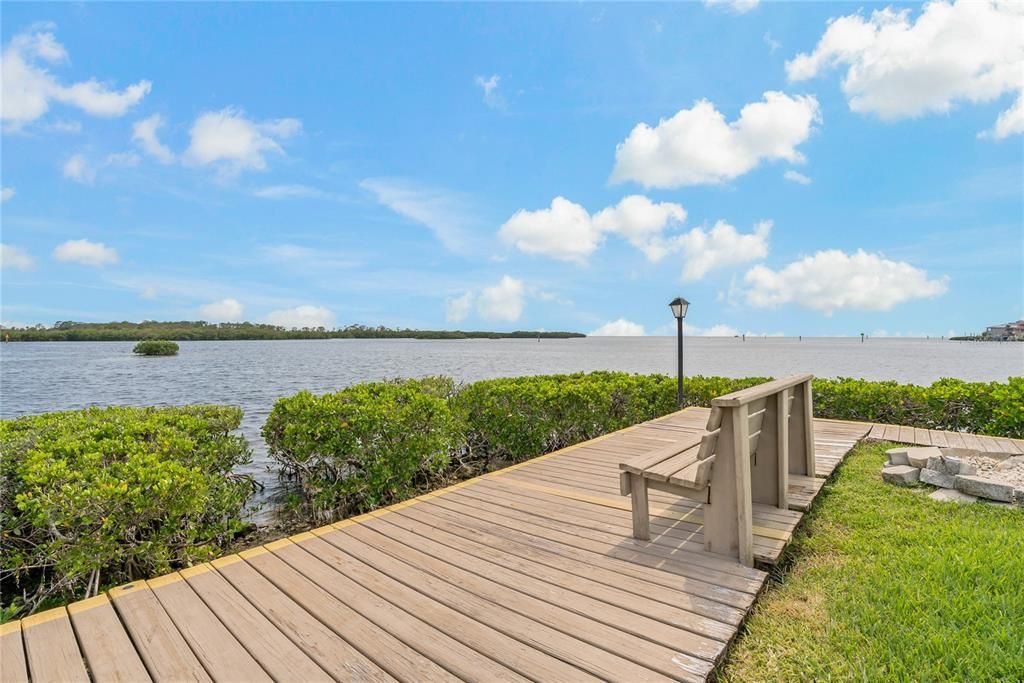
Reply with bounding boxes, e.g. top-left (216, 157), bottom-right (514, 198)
top-left (0, 408), bottom-right (905, 683)
top-left (718, 441), bottom-right (1024, 682)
